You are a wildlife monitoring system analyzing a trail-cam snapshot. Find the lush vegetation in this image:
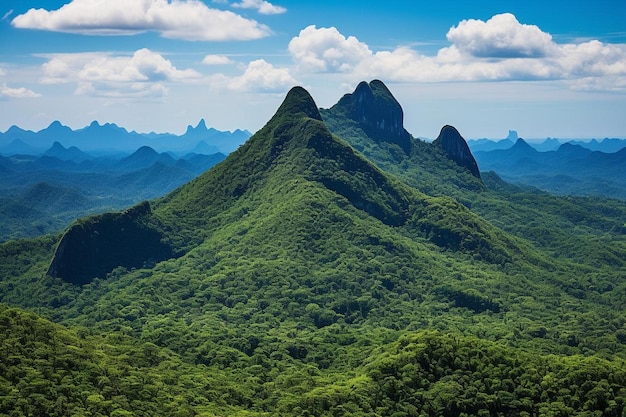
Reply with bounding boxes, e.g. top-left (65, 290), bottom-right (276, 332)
top-left (1, 83), bottom-right (625, 416)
